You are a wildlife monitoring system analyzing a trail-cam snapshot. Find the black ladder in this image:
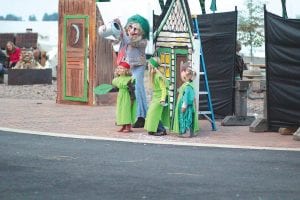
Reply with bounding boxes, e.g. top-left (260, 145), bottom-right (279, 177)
top-left (192, 16), bottom-right (216, 131)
